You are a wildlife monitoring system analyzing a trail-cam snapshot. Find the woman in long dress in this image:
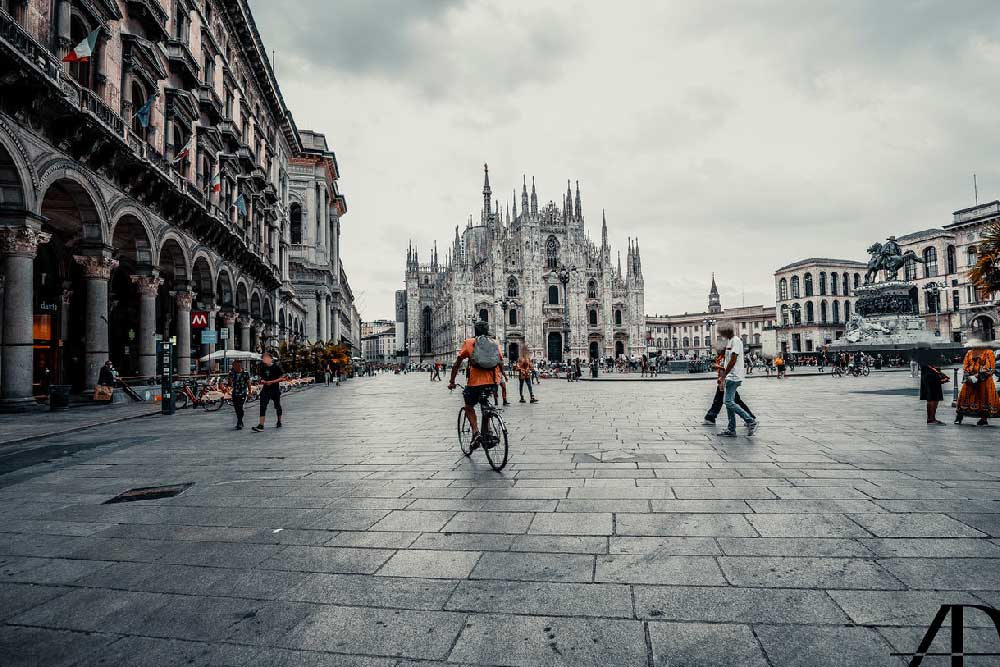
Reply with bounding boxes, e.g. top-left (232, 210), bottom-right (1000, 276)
top-left (955, 341), bottom-right (1000, 425)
